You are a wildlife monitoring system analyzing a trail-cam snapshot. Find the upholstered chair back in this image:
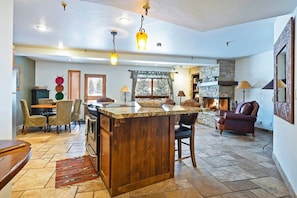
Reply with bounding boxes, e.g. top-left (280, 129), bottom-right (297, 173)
top-left (38, 98), bottom-right (53, 104)
top-left (55, 100), bottom-right (73, 125)
top-left (20, 99), bottom-right (30, 122)
top-left (71, 99), bottom-right (82, 121)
